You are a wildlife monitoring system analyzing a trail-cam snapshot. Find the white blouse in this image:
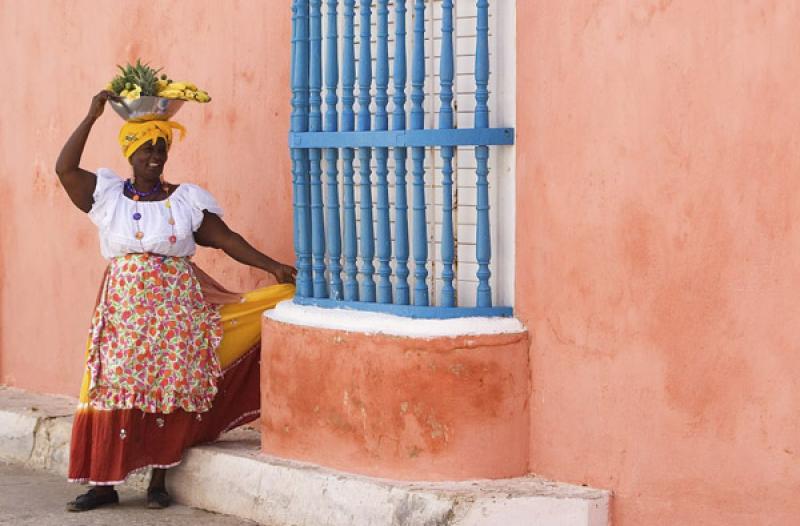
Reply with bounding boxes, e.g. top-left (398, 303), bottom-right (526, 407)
top-left (89, 168), bottom-right (223, 259)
